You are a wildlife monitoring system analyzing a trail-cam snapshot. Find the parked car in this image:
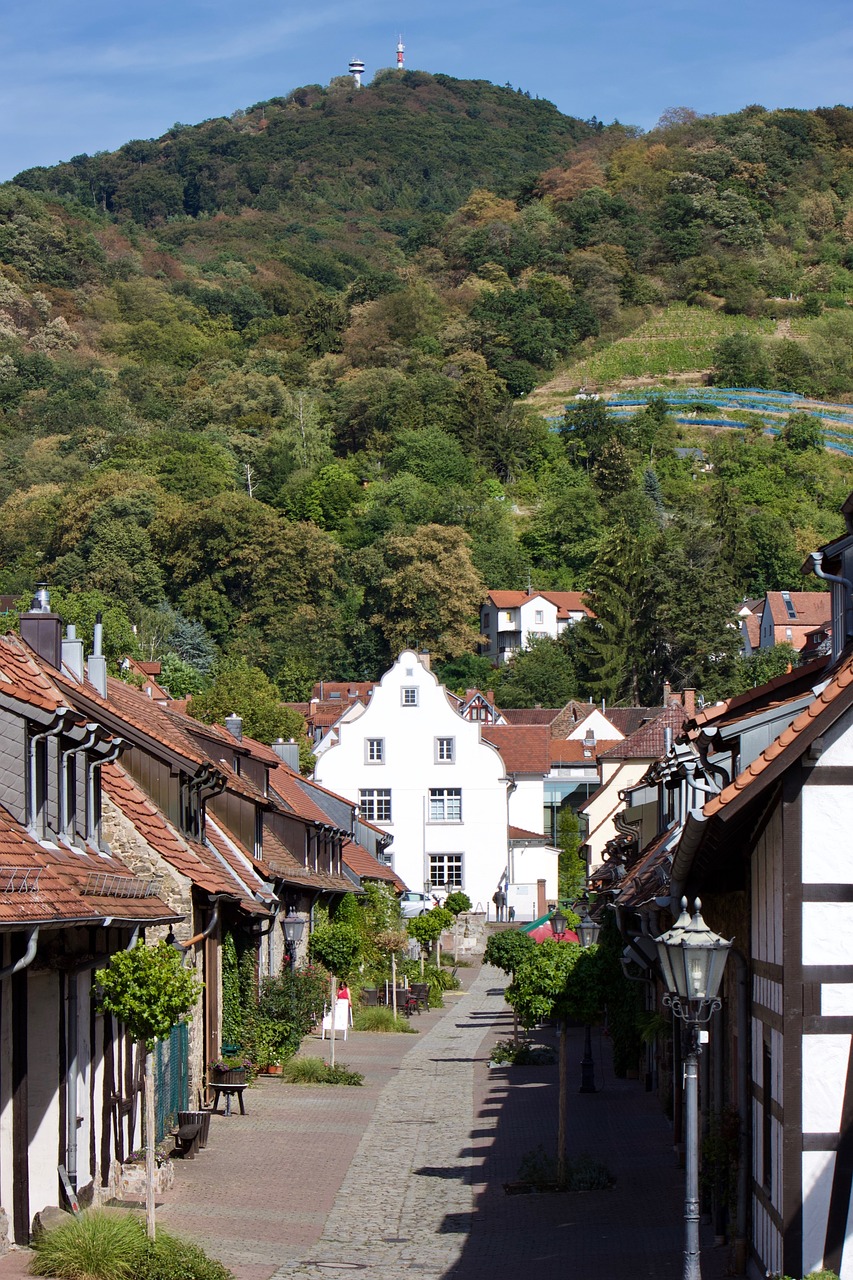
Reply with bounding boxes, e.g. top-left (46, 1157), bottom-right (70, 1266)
top-left (399, 891), bottom-right (431, 917)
